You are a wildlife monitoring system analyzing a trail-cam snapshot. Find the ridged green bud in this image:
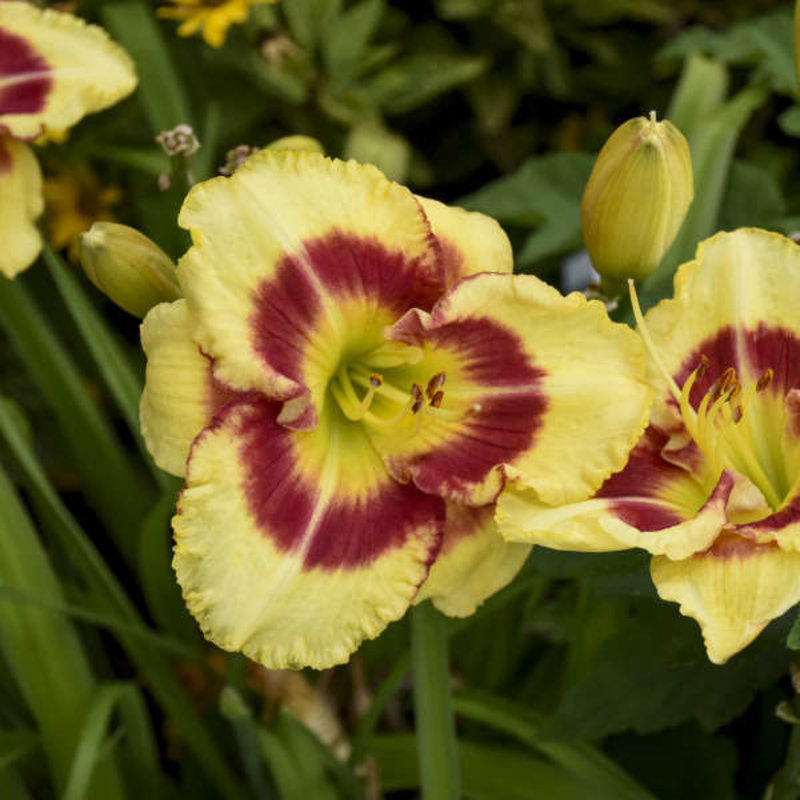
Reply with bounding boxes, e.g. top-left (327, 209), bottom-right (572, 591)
top-left (581, 112), bottom-right (694, 281)
top-left (79, 222), bottom-right (182, 317)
